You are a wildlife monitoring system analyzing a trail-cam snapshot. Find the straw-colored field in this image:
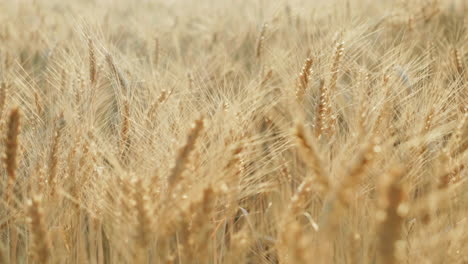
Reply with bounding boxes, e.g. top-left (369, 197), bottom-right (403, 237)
top-left (0, 0), bottom-right (467, 263)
